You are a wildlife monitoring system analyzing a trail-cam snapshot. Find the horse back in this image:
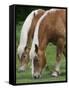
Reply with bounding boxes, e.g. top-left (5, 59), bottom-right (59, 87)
top-left (39, 9), bottom-right (66, 43)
